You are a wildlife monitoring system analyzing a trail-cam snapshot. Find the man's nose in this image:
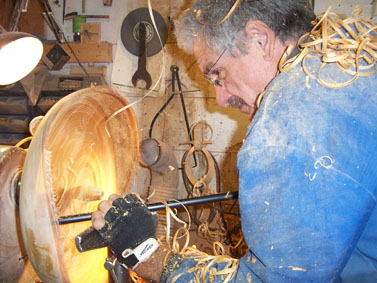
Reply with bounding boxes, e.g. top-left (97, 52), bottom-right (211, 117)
top-left (214, 86), bottom-right (231, 107)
